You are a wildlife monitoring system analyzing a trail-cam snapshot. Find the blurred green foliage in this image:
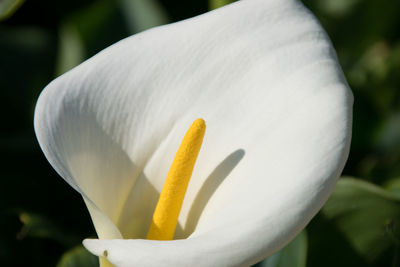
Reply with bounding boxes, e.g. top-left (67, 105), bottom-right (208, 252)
top-left (258, 231), bottom-right (307, 267)
top-left (308, 178), bottom-right (400, 267)
top-left (0, 0), bottom-right (399, 266)
top-left (209, 0), bottom-right (236, 10)
top-left (56, 246), bottom-right (97, 267)
top-left (0, 0), bottom-right (24, 21)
